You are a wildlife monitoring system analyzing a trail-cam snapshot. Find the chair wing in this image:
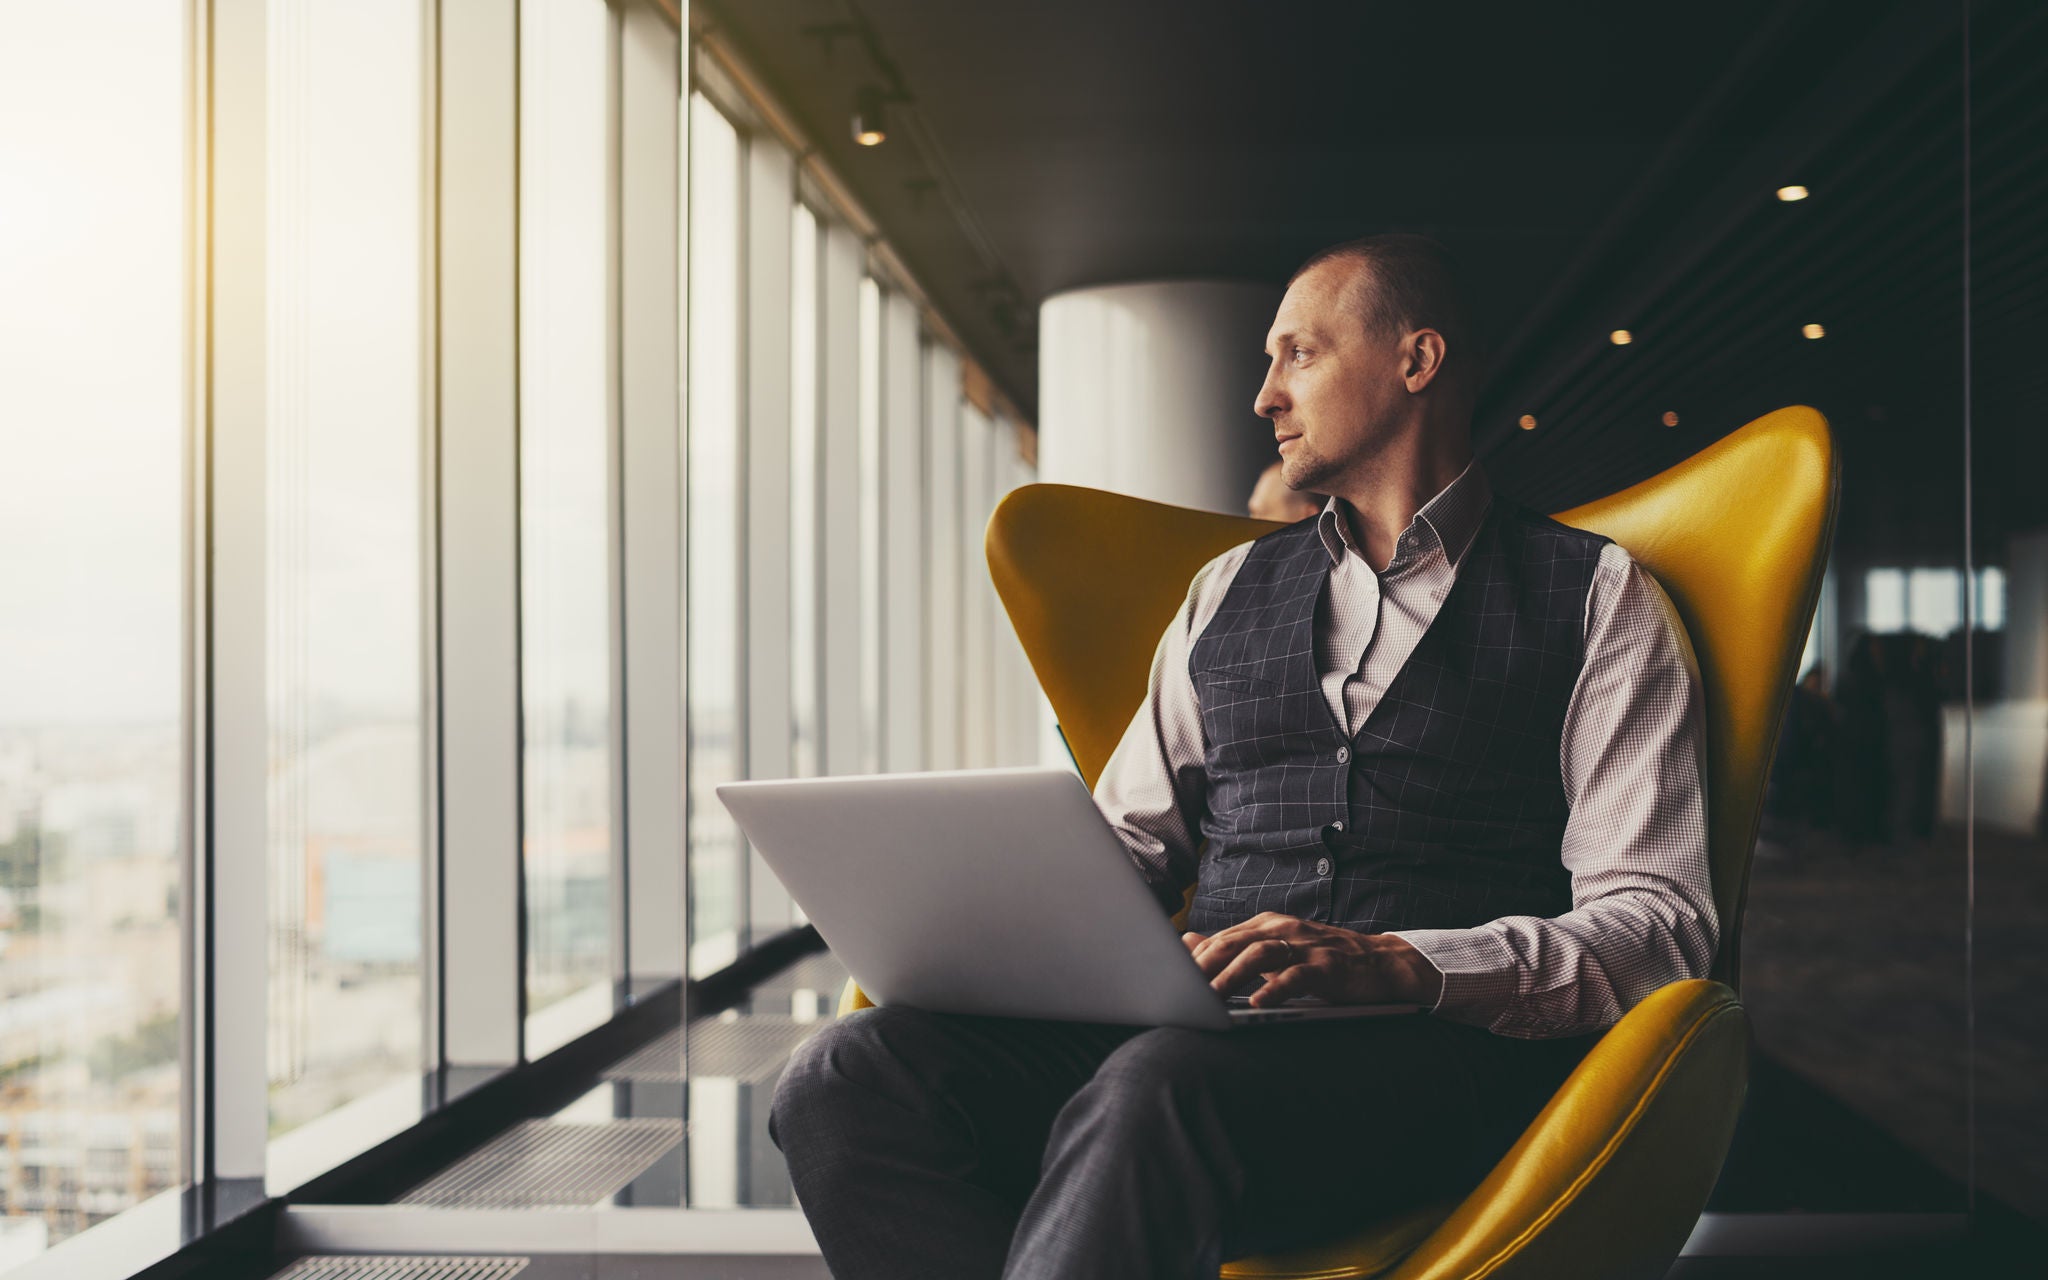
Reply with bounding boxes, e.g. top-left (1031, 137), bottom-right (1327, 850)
top-left (988, 405), bottom-right (1840, 985)
top-left (985, 487), bottom-right (1281, 790)
top-left (1552, 404), bottom-right (1838, 984)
